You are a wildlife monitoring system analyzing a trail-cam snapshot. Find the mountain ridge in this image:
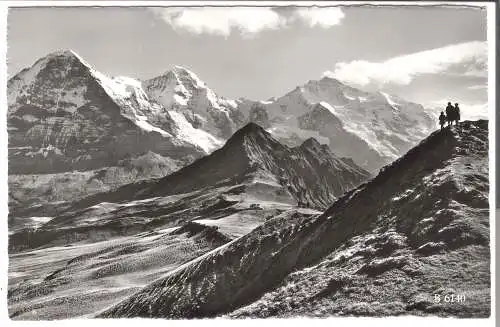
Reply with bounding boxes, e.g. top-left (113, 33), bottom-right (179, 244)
top-left (98, 120), bottom-right (489, 318)
top-left (8, 49), bottom-right (436, 216)
top-left (9, 49), bottom-right (437, 174)
top-left (65, 122), bottom-right (370, 212)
